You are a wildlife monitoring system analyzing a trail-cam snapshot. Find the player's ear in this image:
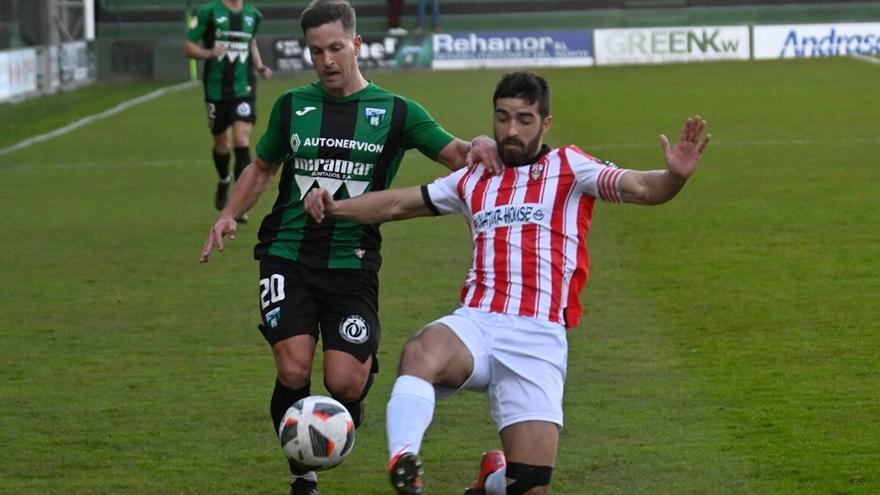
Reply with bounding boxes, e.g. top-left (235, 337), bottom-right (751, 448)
top-left (353, 35), bottom-right (362, 54)
top-left (542, 115), bottom-right (552, 136)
